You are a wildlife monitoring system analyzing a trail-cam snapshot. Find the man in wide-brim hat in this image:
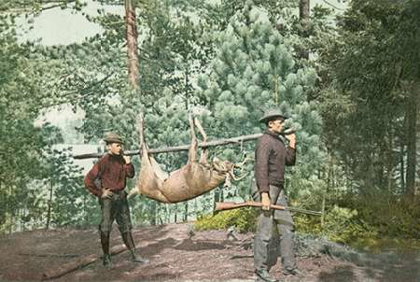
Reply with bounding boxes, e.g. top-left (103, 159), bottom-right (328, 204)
top-left (252, 109), bottom-right (301, 282)
top-left (85, 132), bottom-right (149, 268)
top-left (258, 109), bottom-right (289, 124)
